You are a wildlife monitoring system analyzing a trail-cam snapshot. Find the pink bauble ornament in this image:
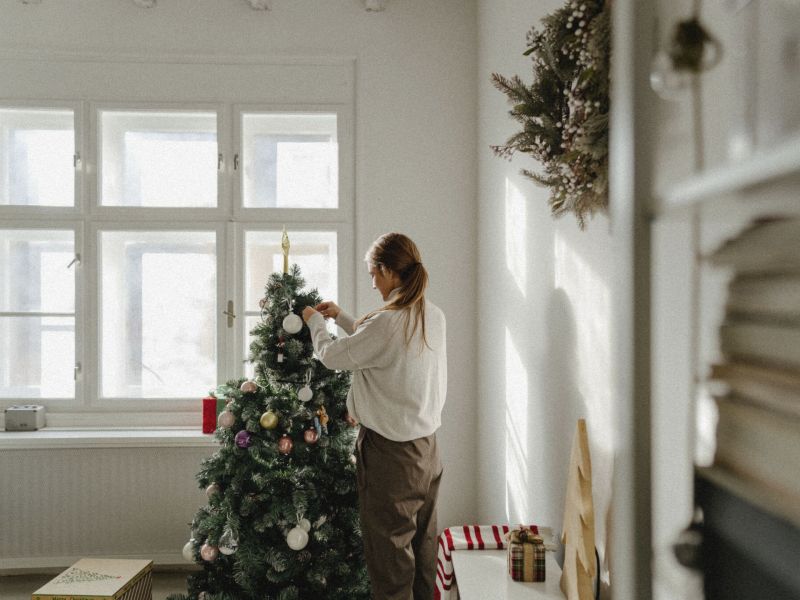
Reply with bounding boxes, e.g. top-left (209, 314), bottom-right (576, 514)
top-left (217, 410), bottom-right (235, 429)
top-left (235, 430), bottom-right (253, 449)
top-left (259, 297), bottom-right (267, 309)
top-left (200, 543), bottom-right (219, 562)
top-left (304, 428), bottom-right (319, 444)
top-left (240, 380), bottom-right (258, 393)
top-left (205, 483), bottom-right (220, 498)
top-left (278, 434), bottom-right (293, 455)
